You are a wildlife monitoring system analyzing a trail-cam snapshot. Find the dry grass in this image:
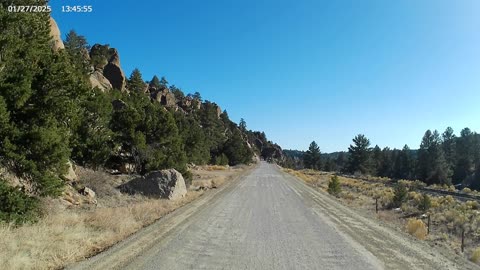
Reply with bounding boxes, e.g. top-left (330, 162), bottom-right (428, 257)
top-left (0, 191), bottom-right (202, 270)
top-left (470, 247), bottom-right (480, 264)
top-left (204, 165), bottom-right (228, 171)
top-left (406, 218), bottom-right (428, 240)
top-left (190, 177), bottom-right (226, 190)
